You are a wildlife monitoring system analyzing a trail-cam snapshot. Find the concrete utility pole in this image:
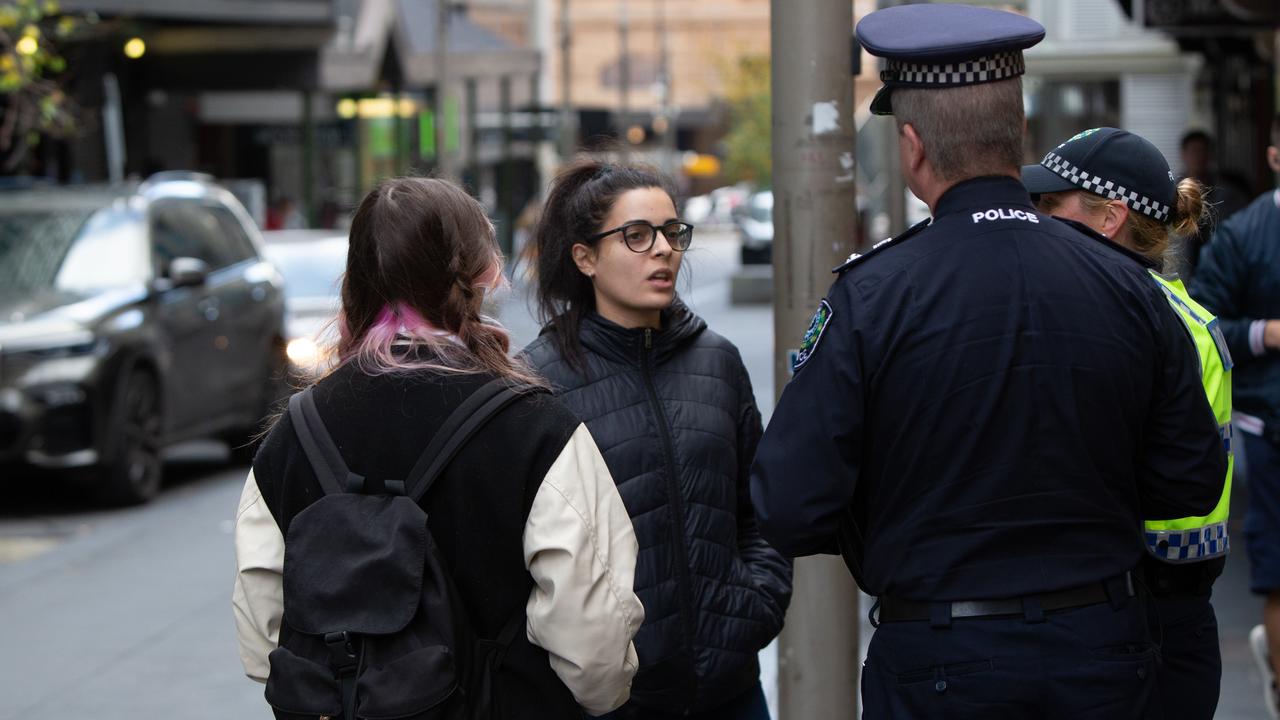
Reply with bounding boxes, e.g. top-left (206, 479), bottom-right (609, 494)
top-left (656, 0), bottom-right (677, 176)
top-left (618, 0), bottom-right (630, 162)
top-left (559, 0), bottom-right (575, 158)
top-left (769, 0), bottom-right (861, 718)
top-left (435, 0), bottom-right (455, 178)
